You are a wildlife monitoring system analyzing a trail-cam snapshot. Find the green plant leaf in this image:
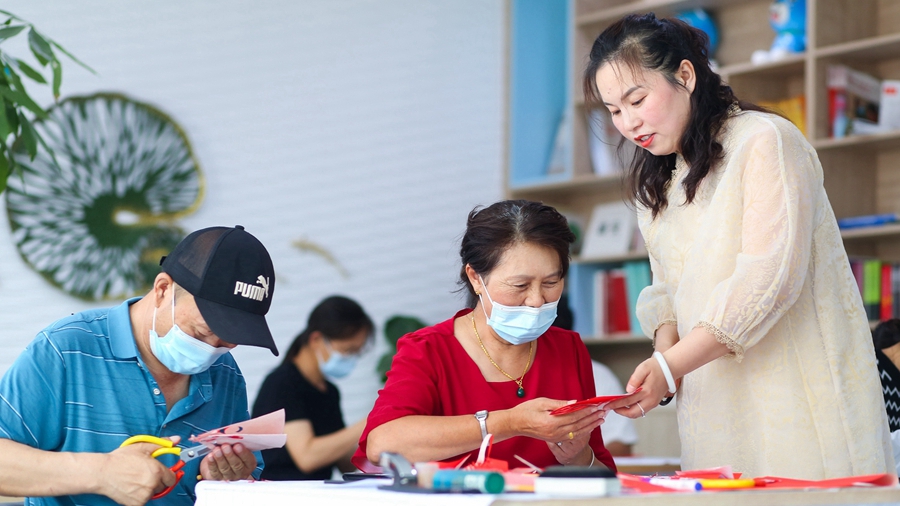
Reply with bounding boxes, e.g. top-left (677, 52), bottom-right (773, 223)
top-left (50, 41), bottom-right (95, 74)
top-left (0, 144), bottom-right (9, 195)
top-left (384, 315), bottom-right (427, 346)
top-left (51, 60), bottom-right (61, 99)
top-left (15, 58), bottom-right (46, 84)
top-left (0, 25), bottom-right (25, 43)
top-left (0, 10), bottom-right (26, 23)
top-left (28, 28), bottom-right (53, 66)
top-left (17, 111), bottom-right (36, 159)
top-left (0, 98), bottom-right (10, 140)
top-left (4, 100), bottom-right (18, 133)
top-left (0, 87), bottom-right (46, 118)
top-left (376, 353), bottom-right (394, 383)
